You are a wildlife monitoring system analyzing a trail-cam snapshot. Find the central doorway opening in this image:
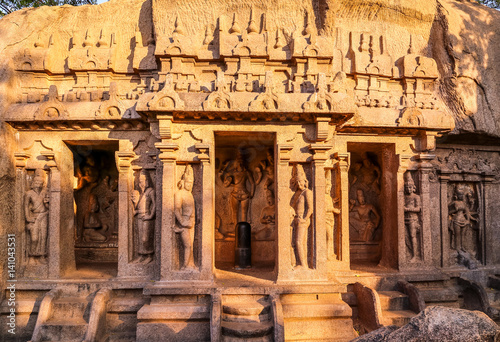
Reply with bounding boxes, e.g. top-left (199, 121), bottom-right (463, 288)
top-left (66, 141), bottom-right (119, 277)
top-left (214, 132), bottom-right (276, 278)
